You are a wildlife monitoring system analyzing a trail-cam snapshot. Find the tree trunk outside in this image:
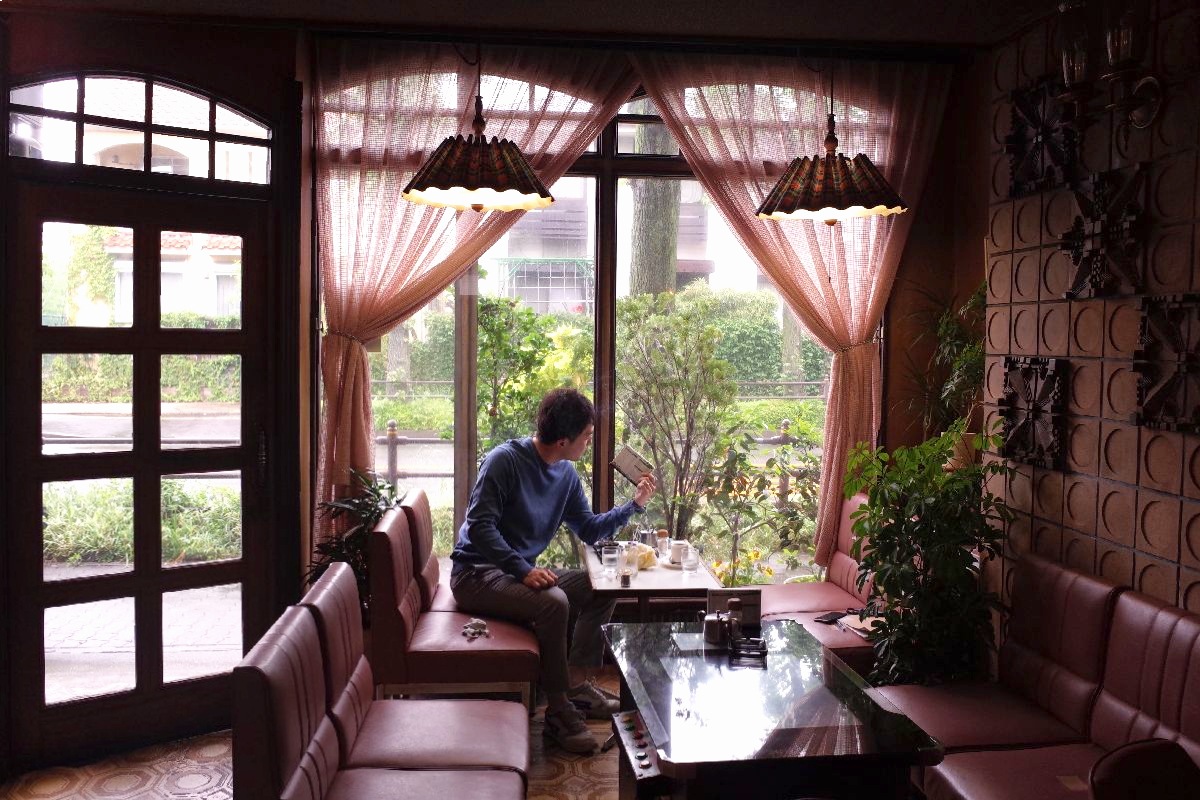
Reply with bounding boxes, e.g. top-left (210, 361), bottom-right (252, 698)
top-left (629, 125), bottom-right (681, 296)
